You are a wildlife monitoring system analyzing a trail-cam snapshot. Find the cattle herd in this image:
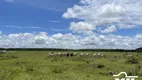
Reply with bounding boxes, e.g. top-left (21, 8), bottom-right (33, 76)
top-left (48, 52), bottom-right (104, 57)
